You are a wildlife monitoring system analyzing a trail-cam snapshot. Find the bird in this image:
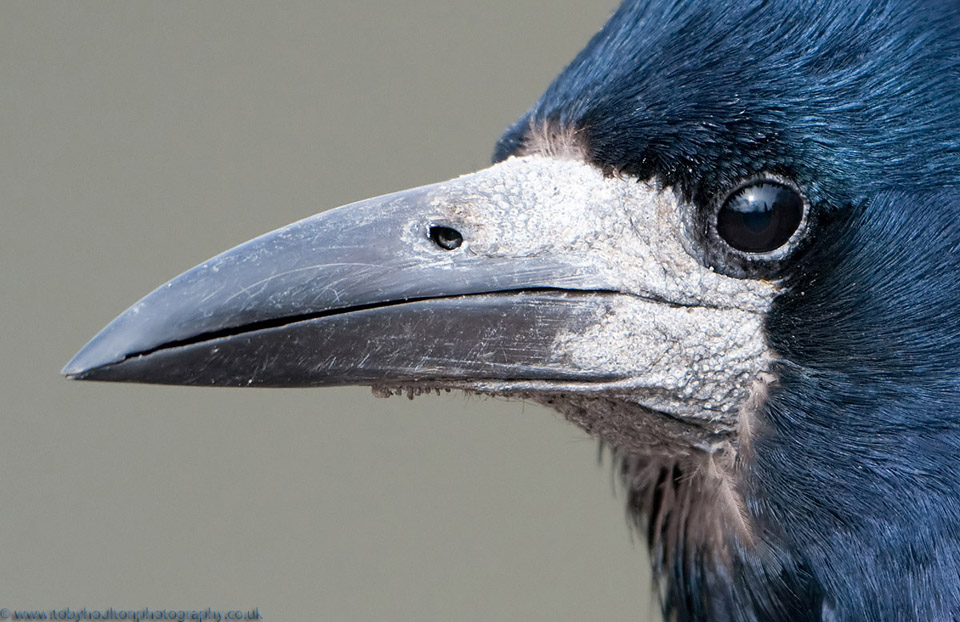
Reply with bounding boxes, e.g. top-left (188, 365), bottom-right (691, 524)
top-left (63, 0), bottom-right (960, 620)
